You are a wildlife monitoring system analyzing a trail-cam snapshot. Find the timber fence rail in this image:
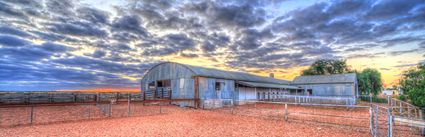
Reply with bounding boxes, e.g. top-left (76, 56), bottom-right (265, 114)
top-left (387, 96), bottom-right (422, 119)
